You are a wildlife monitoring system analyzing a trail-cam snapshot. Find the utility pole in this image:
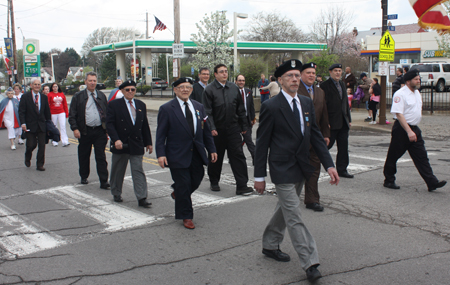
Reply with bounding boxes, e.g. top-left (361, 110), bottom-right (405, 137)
top-left (379, 0), bottom-right (388, 125)
top-left (10, 0), bottom-right (18, 84)
top-left (7, 0), bottom-right (10, 38)
top-left (173, 0), bottom-right (180, 80)
top-left (146, 12), bottom-right (148, 39)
